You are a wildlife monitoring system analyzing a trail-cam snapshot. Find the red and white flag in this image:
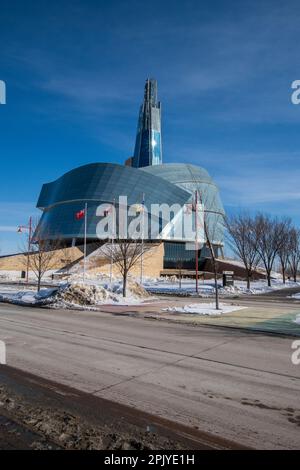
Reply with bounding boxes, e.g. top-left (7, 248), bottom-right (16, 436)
top-left (75, 209), bottom-right (85, 220)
